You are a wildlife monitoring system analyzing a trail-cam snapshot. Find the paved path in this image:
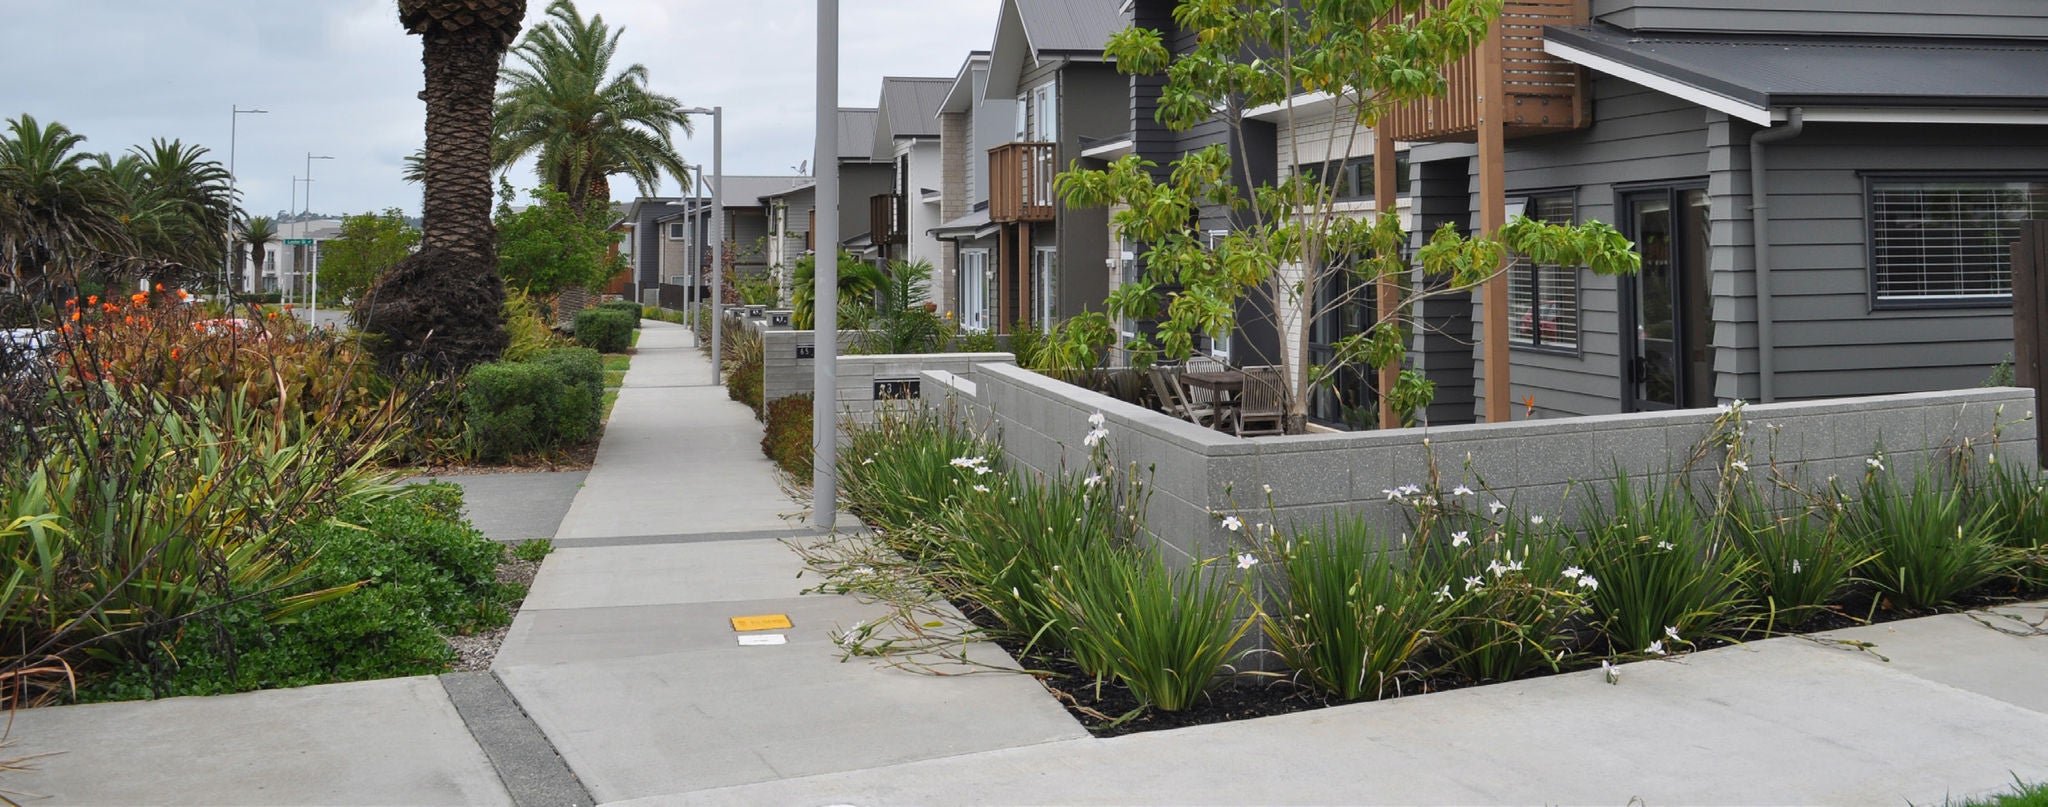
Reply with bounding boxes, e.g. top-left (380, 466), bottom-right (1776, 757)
top-left (6, 318), bottom-right (2047, 806)
top-left (425, 470), bottom-right (587, 544)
